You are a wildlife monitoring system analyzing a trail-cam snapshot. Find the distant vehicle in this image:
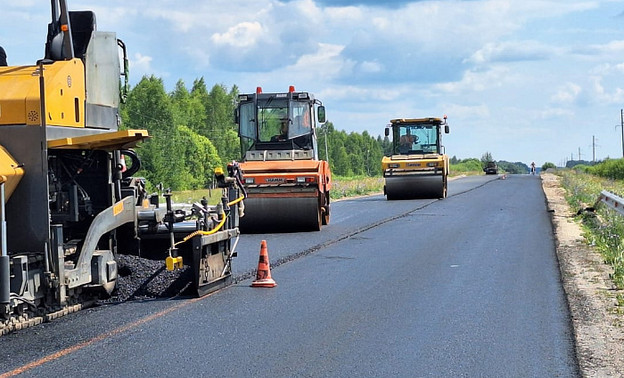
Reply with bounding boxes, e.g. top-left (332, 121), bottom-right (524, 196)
top-left (381, 117), bottom-right (450, 200)
top-left (483, 161), bottom-right (498, 175)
